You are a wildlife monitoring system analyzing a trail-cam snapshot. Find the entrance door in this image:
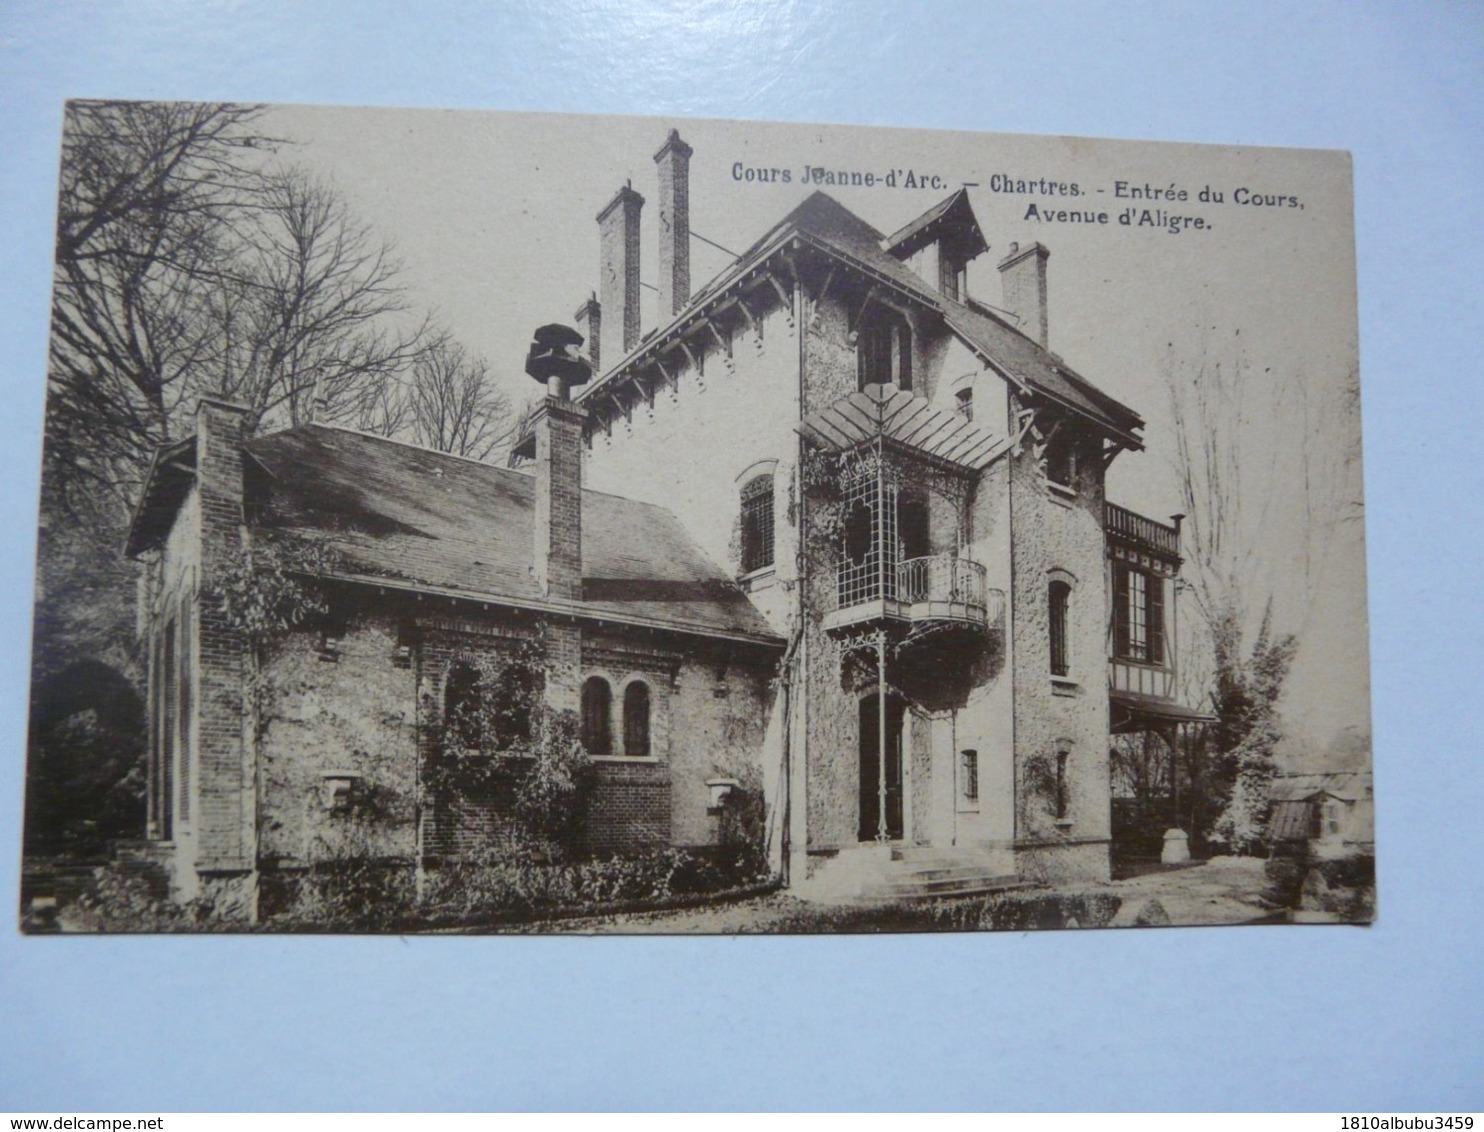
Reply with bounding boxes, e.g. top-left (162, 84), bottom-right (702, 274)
top-left (859, 694), bottom-right (905, 841)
